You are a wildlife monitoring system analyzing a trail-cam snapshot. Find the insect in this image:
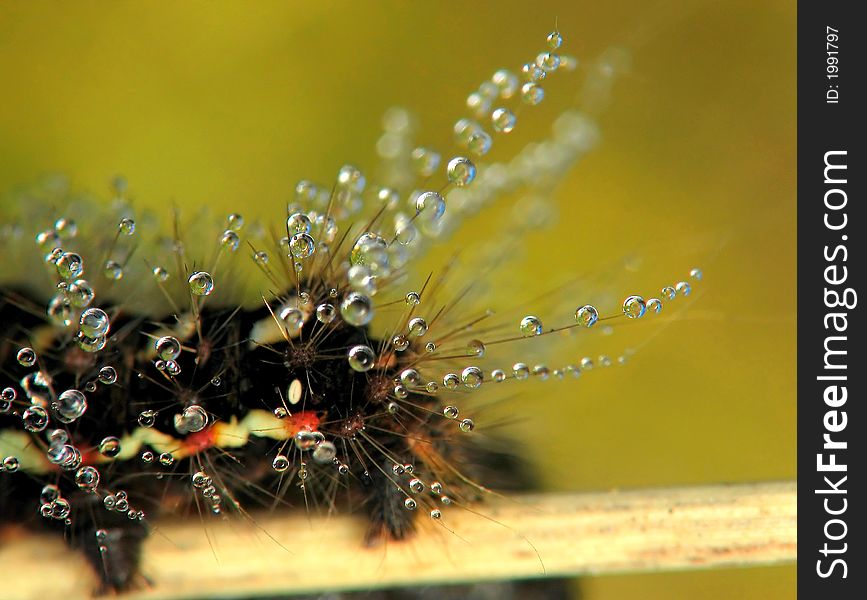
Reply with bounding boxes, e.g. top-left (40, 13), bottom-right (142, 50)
top-left (0, 28), bottom-right (700, 594)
